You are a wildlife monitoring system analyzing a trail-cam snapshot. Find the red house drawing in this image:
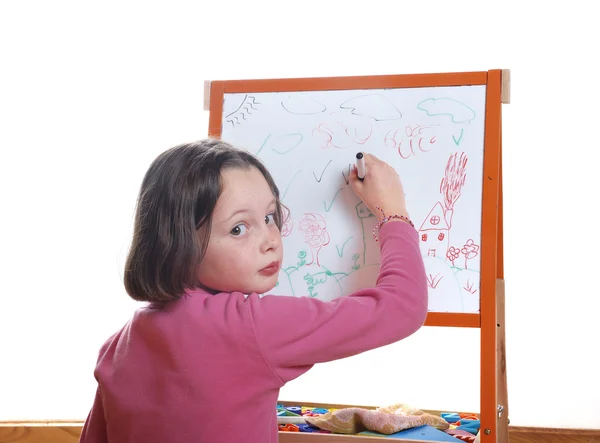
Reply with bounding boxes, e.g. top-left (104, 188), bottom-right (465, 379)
top-left (418, 202), bottom-right (451, 258)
